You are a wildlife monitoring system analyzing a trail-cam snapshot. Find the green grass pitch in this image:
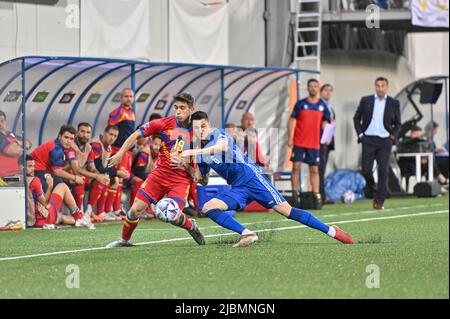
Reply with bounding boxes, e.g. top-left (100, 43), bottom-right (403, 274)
top-left (0, 196), bottom-right (448, 299)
